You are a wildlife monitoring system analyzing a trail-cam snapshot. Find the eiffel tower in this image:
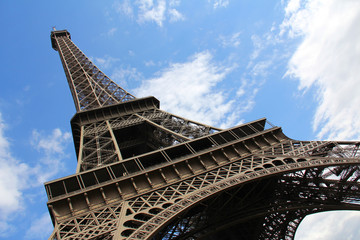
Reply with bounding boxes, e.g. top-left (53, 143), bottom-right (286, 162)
top-left (46, 29), bottom-right (360, 240)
